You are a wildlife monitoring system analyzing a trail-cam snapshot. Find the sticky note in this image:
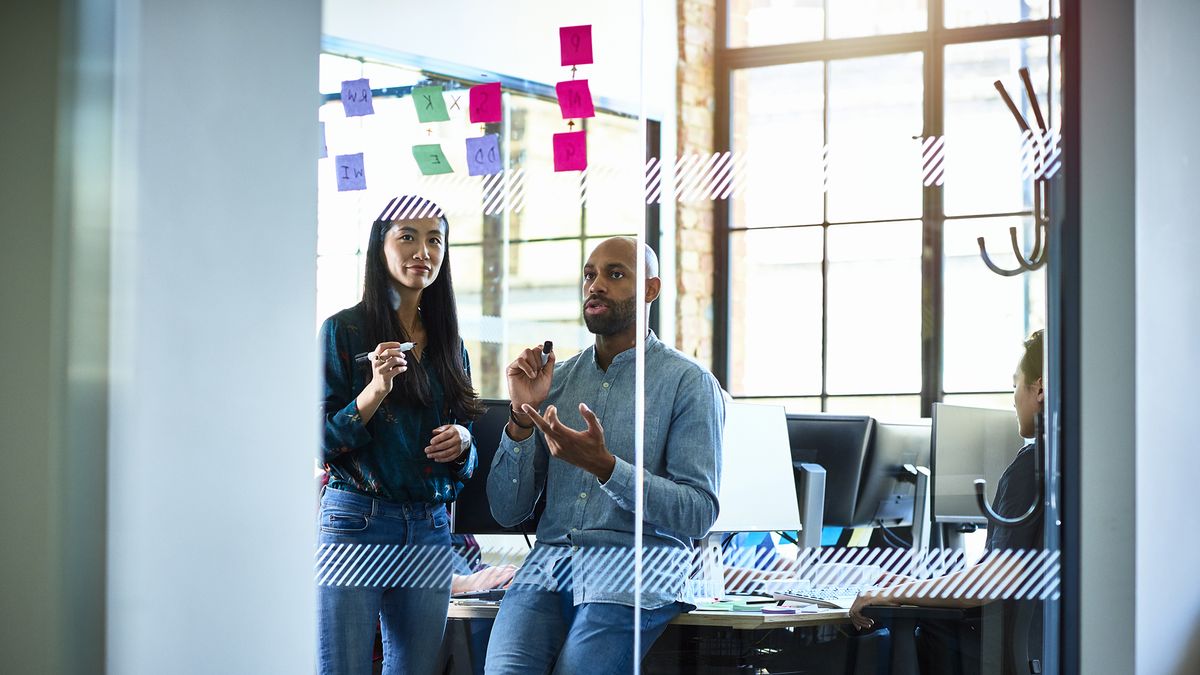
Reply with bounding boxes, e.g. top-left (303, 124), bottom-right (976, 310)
top-left (553, 130), bottom-right (587, 172)
top-left (340, 78), bottom-right (374, 117)
top-left (470, 82), bottom-right (502, 124)
top-left (412, 85), bottom-right (450, 123)
top-left (412, 144), bottom-right (454, 175)
top-left (560, 25), bottom-right (594, 66)
top-left (466, 134), bottom-right (503, 176)
top-left (319, 121), bottom-right (327, 159)
top-left (335, 153), bottom-right (366, 191)
top-left (556, 80), bottom-right (595, 119)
